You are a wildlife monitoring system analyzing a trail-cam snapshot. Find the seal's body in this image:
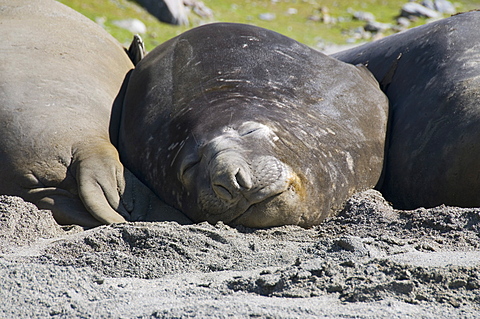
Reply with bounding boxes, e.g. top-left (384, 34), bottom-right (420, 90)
top-left (119, 23), bottom-right (388, 227)
top-left (0, 0), bottom-right (187, 227)
top-left (334, 11), bottom-right (480, 209)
